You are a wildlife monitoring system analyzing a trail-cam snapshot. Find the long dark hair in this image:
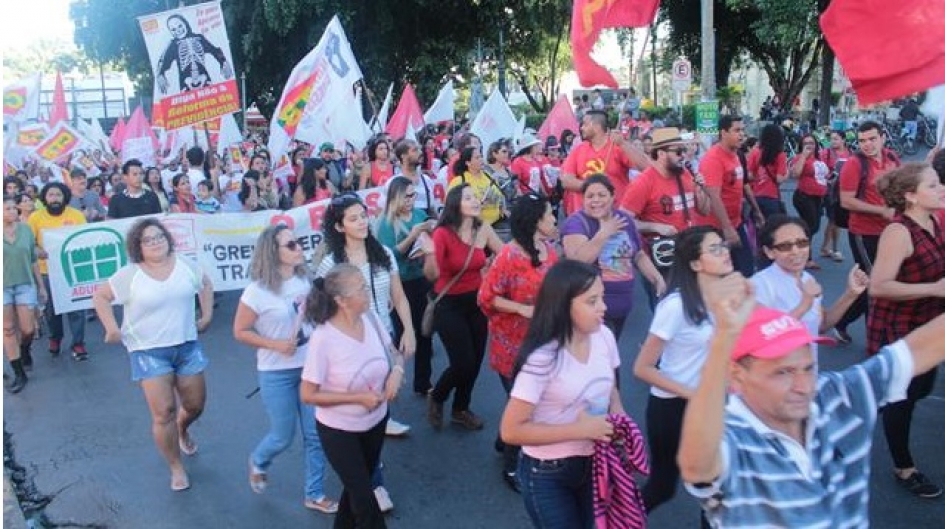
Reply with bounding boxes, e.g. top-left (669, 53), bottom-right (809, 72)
top-left (300, 159), bottom-right (328, 201)
top-left (239, 170), bottom-right (260, 205)
top-left (322, 197), bottom-right (391, 271)
top-left (512, 260), bottom-right (600, 379)
top-left (758, 123), bottom-right (784, 167)
top-left (452, 147), bottom-right (478, 176)
top-left (666, 226), bottom-right (721, 326)
top-left (436, 184), bottom-right (481, 231)
top-left (510, 194), bottom-right (549, 268)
